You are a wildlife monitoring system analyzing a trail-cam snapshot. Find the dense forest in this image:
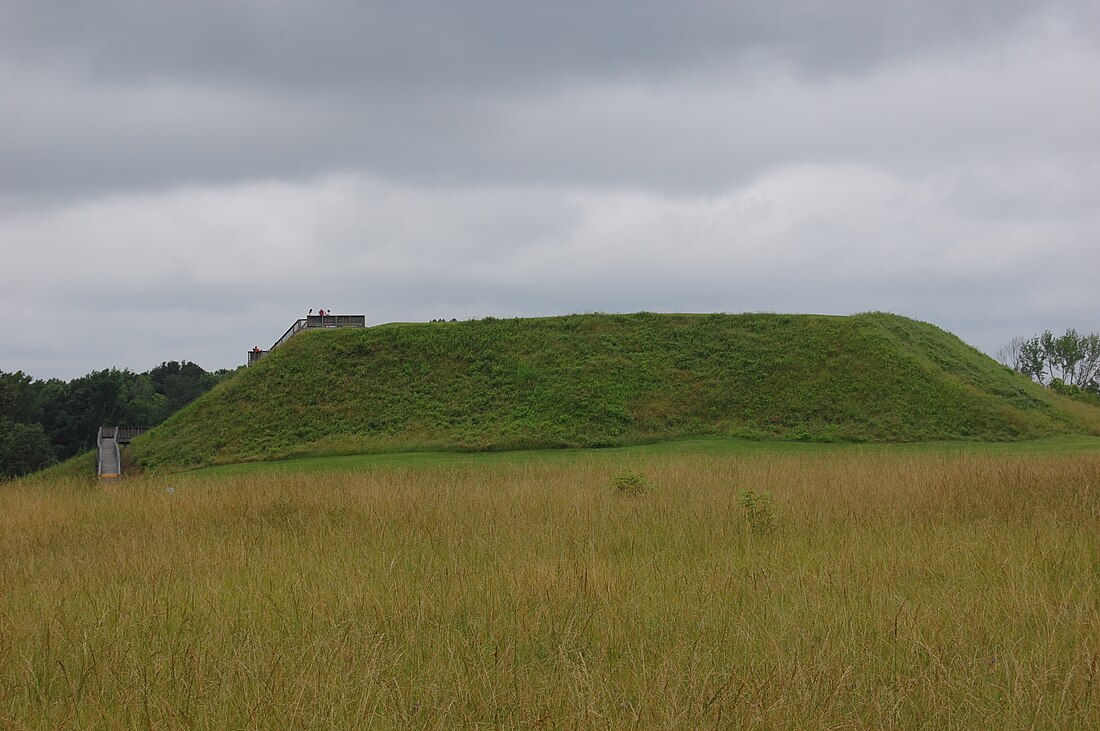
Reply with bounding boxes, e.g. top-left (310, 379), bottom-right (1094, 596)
top-left (0, 362), bottom-right (233, 479)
